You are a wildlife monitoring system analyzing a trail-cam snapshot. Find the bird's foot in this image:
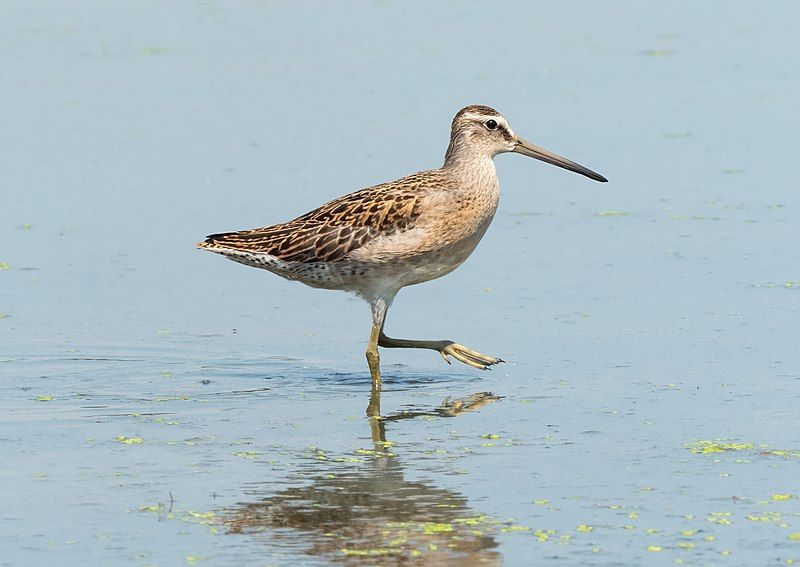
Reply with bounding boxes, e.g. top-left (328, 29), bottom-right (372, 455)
top-left (438, 342), bottom-right (504, 370)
